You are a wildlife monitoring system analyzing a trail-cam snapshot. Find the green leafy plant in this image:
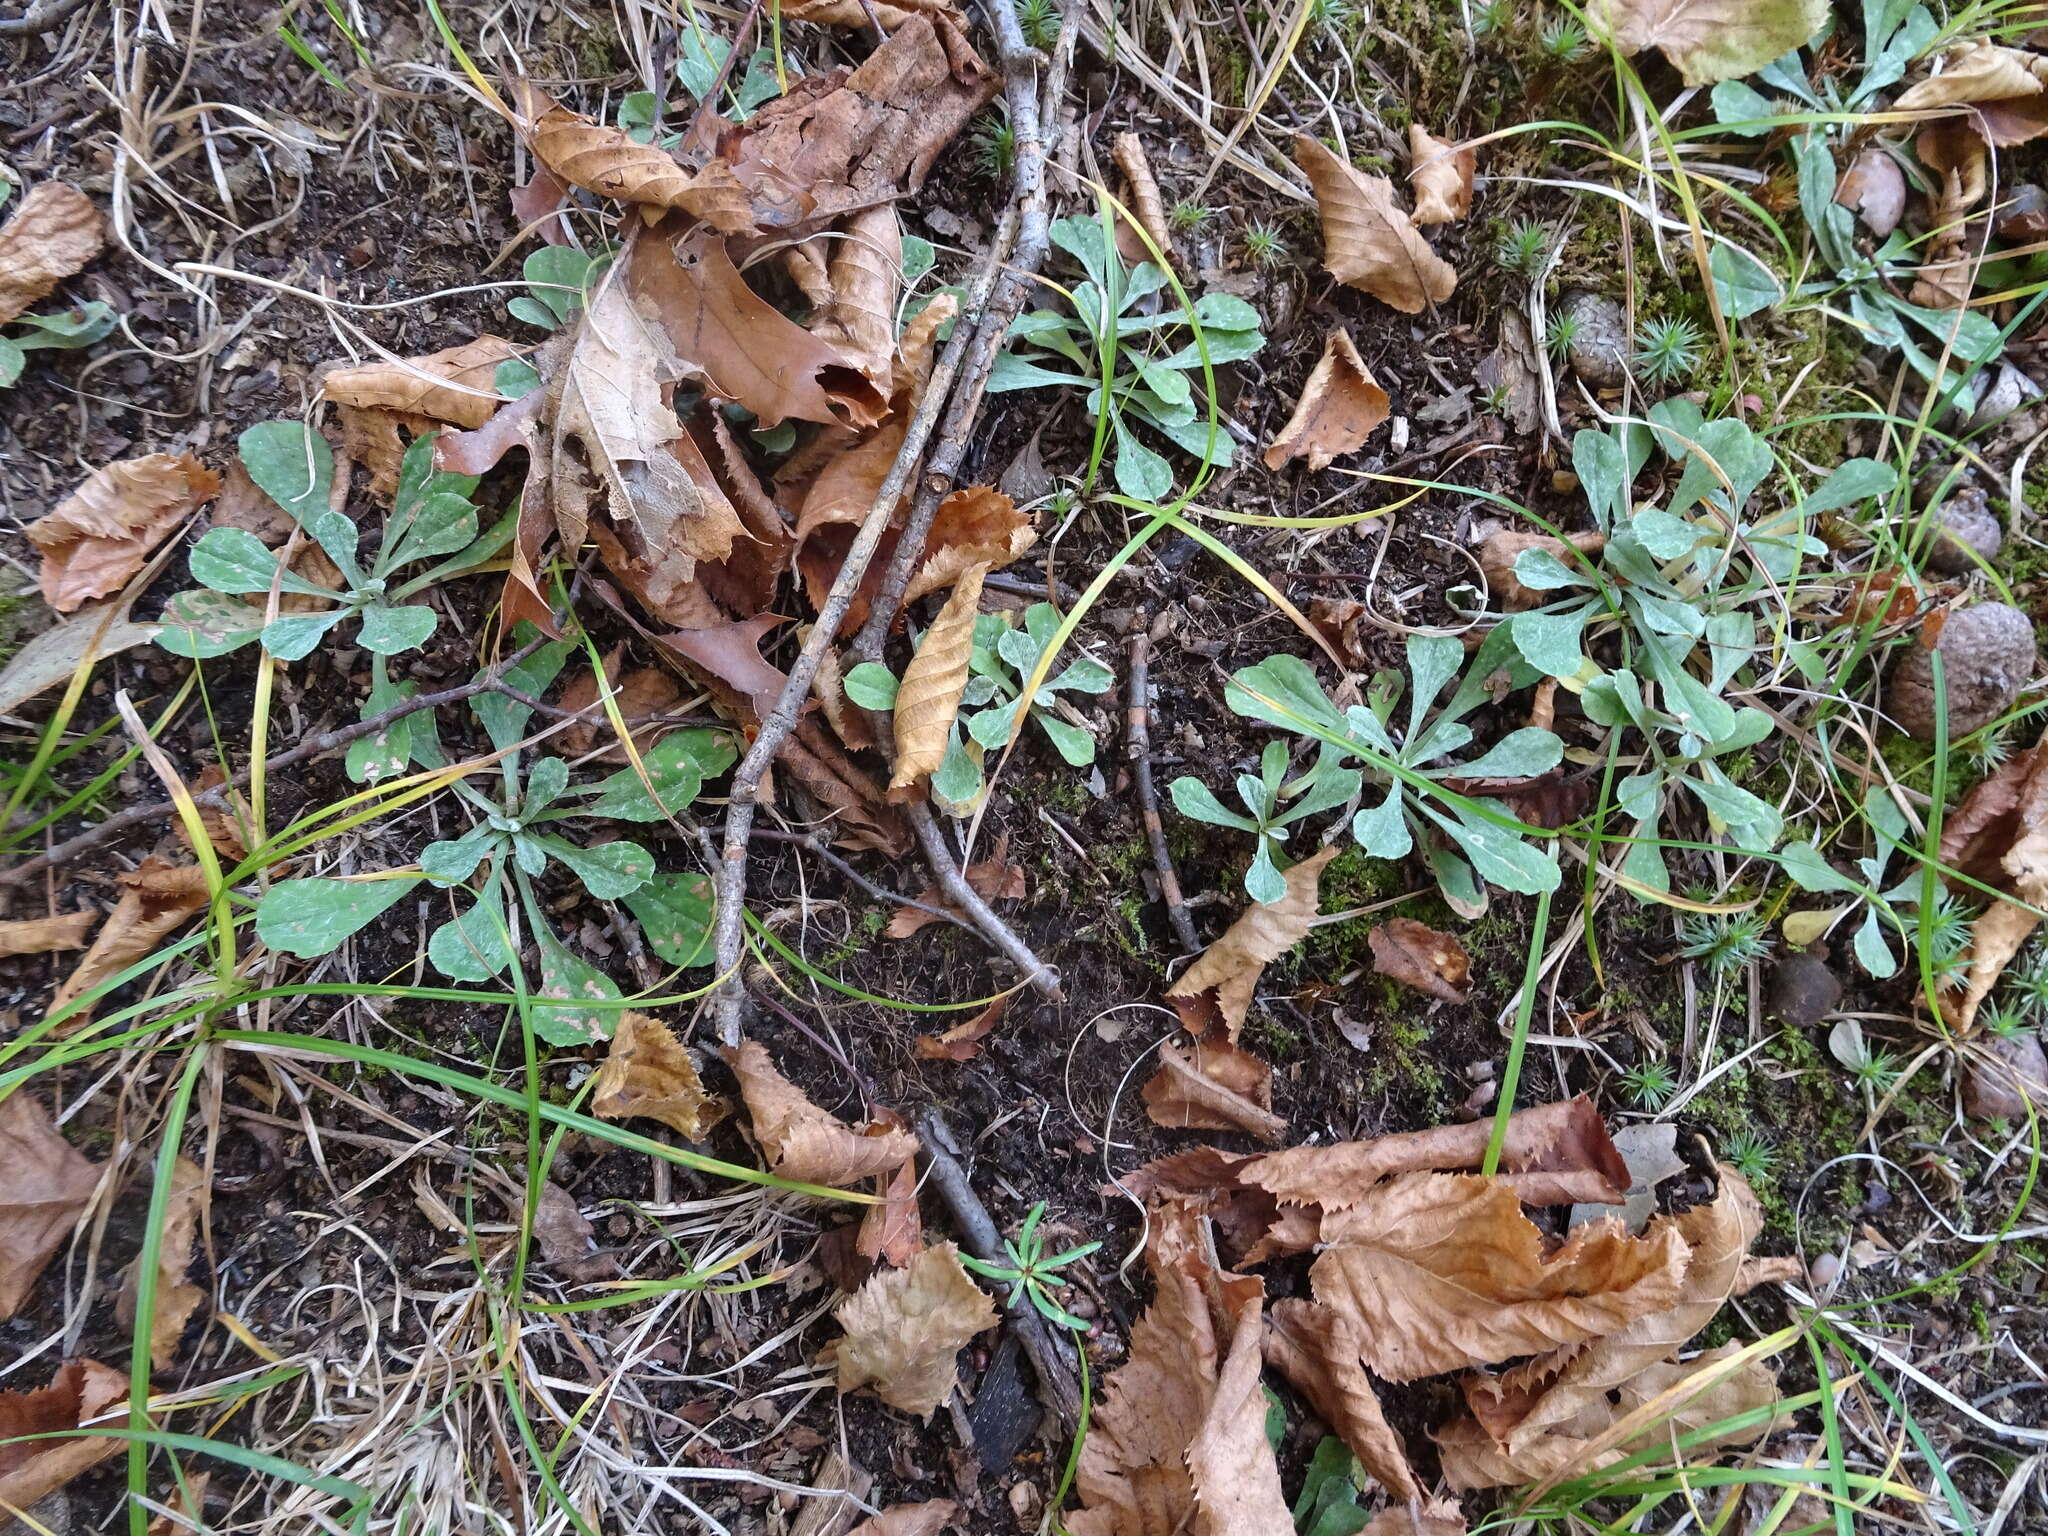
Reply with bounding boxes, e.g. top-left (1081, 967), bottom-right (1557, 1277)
top-left (988, 215), bottom-right (1264, 499)
top-left (957, 1201), bottom-right (1100, 1329)
top-left (1491, 217), bottom-right (1554, 277)
top-left (1242, 220), bottom-right (1288, 269)
top-left (1290, 1437), bottom-right (1369, 1536)
top-left (1617, 1058), bottom-right (1678, 1109)
top-left (1170, 741), bottom-right (1360, 903)
top-left (1720, 1128), bottom-right (1776, 1183)
top-left (508, 245), bottom-right (611, 332)
top-left (675, 28), bottom-right (785, 121)
top-left (0, 301), bottom-right (117, 390)
top-left (1471, 0), bottom-right (1513, 35)
top-left (1015, 0), bottom-right (1062, 50)
top-left (1780, 784), bottom-right (1974, 980)
top-left (256, 637), bottom-right (733, 1043)
top-left (845, 602), bottom-right (1113, 808)
top-left (1204, 627), bottom-right (1565, 911)
top-left (1632, 315), bottom-right (1703, 386)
